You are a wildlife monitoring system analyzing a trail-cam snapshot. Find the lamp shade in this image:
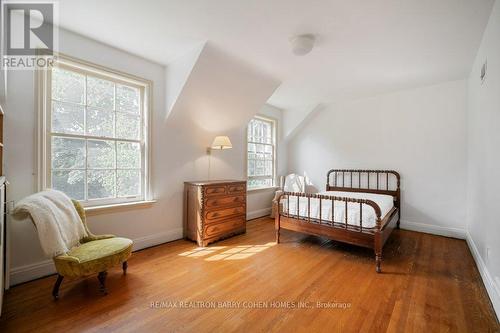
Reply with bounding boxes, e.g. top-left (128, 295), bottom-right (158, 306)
top-left (211, 136), bottom-right (232, 150)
